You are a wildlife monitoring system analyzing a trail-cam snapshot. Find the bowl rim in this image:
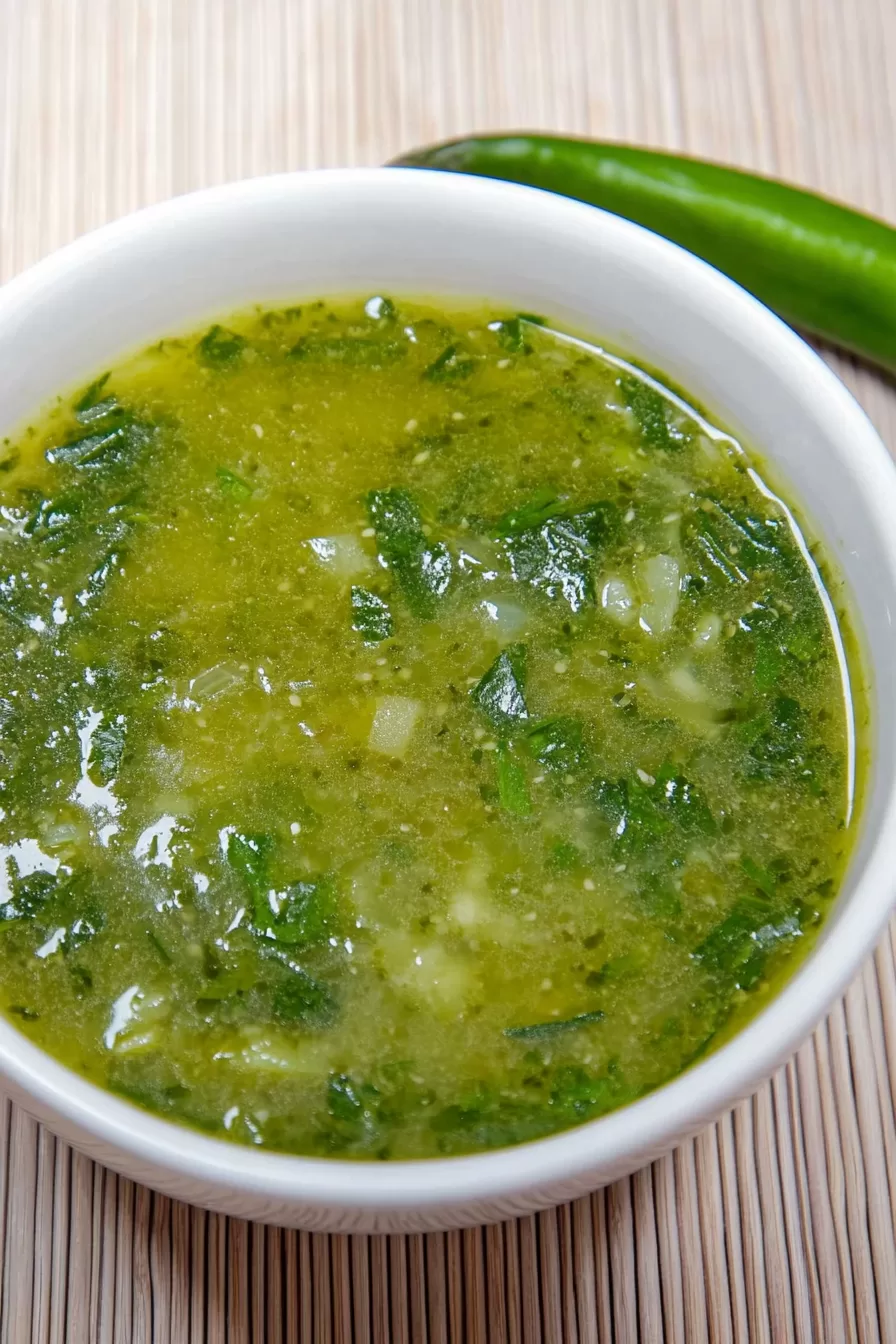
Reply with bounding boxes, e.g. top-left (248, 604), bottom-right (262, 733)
top-left (0, 165), bottom-right (895, 1215)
